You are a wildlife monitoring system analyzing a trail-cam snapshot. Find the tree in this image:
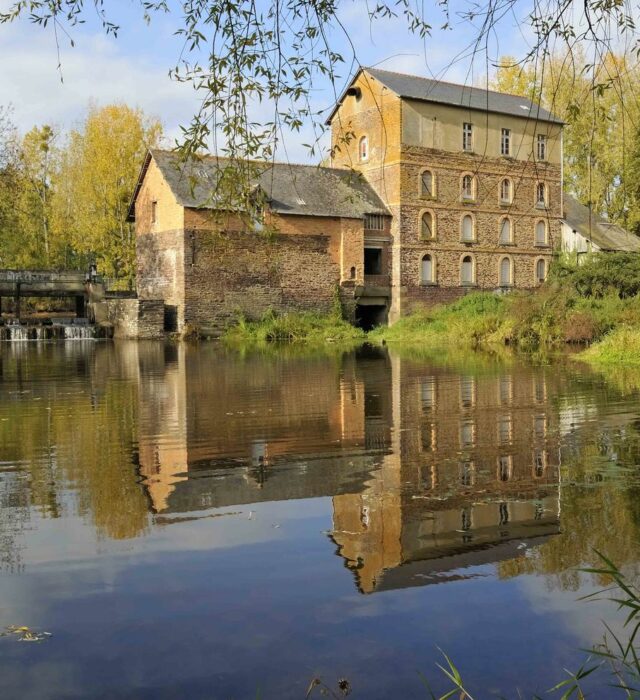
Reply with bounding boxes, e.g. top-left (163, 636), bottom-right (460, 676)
top-left (491, 51), bottom-right (640, 226)
top-left (52, 105), bottom-right (162, 284)
top-left (17, 125), bottom-right (57, 265)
